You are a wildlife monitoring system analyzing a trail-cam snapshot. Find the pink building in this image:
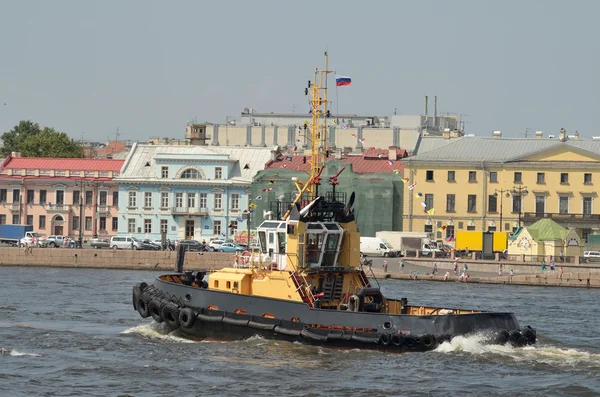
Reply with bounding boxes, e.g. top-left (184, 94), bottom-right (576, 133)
top-left (0, 152), bottom-right (124, 240)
